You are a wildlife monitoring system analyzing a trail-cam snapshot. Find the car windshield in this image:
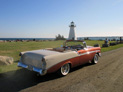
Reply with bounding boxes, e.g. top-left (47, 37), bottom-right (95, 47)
top-left (64, 40), bottom-right (86, 46)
